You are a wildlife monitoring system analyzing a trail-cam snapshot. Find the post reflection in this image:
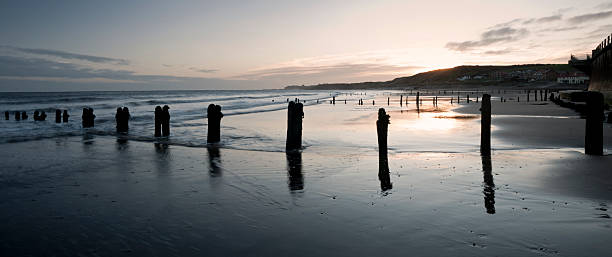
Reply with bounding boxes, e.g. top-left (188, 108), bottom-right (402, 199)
top-left (286, 151), bottom-right (303, 191)
top-left (378, 152), bottom-right (393, 191)
top-left (482, 155), bottom-right (495, 214)
top-left (207, 146), bottom-right (222, 176)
